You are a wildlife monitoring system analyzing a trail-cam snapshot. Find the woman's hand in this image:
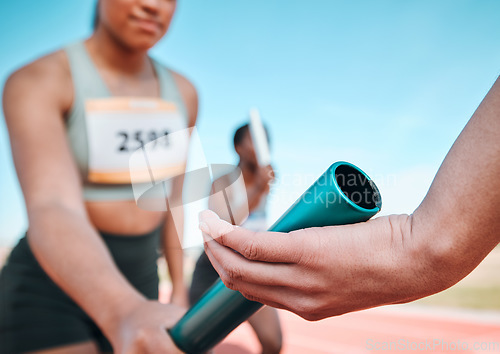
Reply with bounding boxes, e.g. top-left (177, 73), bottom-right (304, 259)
top-left (198, 210), bottom-right (451, 321)
top-left (109, 299), bottom-right (186, 353)
top-left (255, 164), bottom-right (275, 193)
